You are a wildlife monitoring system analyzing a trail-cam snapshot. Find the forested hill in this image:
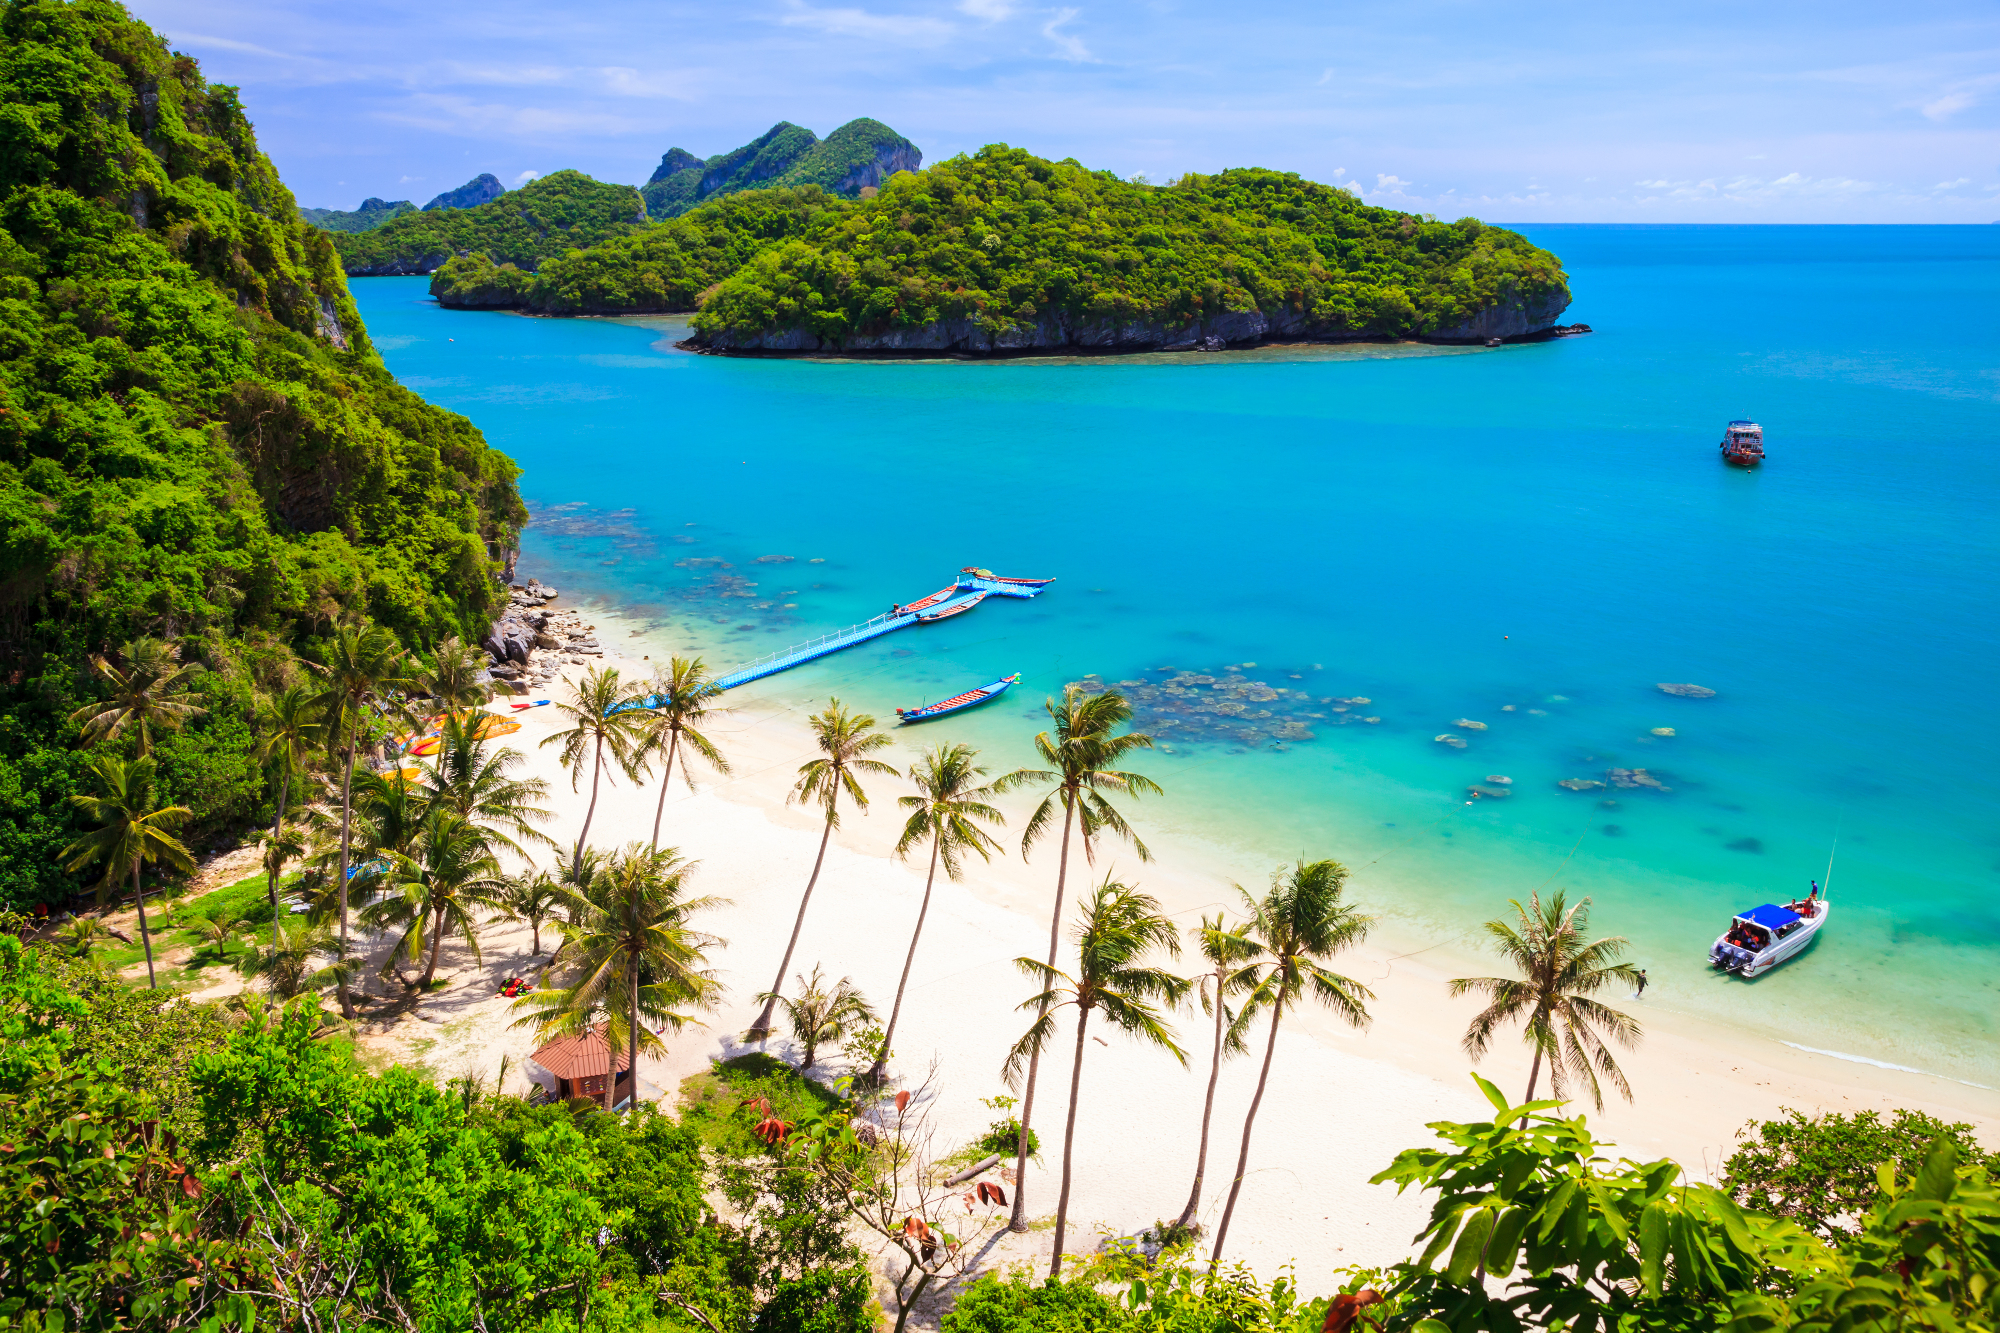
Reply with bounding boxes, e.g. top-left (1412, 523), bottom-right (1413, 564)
top-left (331, 169), bottom-right (647, 275)
top-left (688, 146), bottom-right (1571, 352)
top-left (642, 118), bottom-right (921, 218)
top-left (0, 0), bottom-right (525, 905)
